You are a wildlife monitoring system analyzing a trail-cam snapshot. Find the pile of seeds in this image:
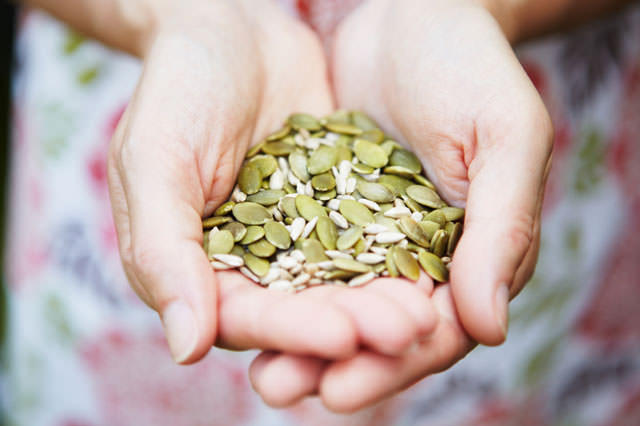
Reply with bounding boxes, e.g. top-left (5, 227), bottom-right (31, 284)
top-left (202, 111), bottom-right (464, 292)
